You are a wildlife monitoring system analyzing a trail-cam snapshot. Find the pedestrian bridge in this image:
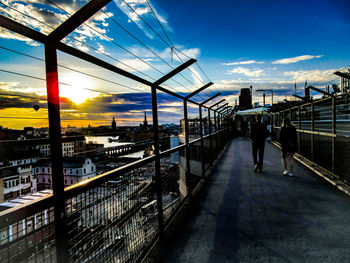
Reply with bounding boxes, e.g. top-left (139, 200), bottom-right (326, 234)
top-left (147, 138), bottom-right (350, 263)
top-left (2, 135), bottom-right (350, 263)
